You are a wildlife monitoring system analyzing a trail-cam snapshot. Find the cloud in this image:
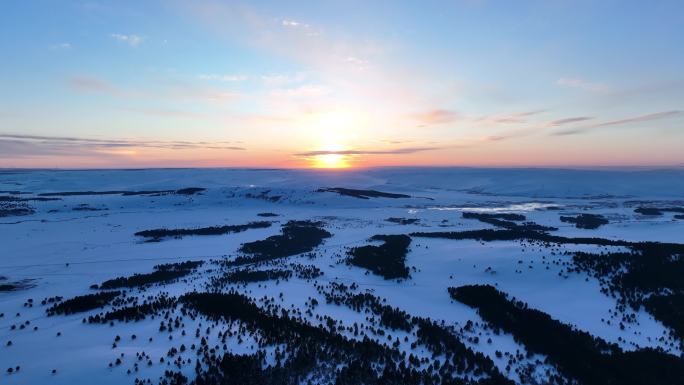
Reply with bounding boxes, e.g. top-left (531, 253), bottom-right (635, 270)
top-left (280, 19), bottom-right (319, 36)
top-left (479, 135), bottom-right (507, 142)
top-left (344, 56), bottom-right (369, 70)
top-left (198, 74), bottom-right (248, 82)
top-left (261, 73), bottom-right (306, 87)
top-left (175, 2), bottom-right (381, 84)
top-left (0, 134), bottom-right (246, 159)
top-left (68, 75), bottom-right (119, 94)
top-left (282, 19), bottom-right (304, 28)
top-left (475, 110), bottom-right (546, 125)
top-left (548, 116), bottom-right (594, 126)
top-left (594, 110), bottom-right (681, 127)
top-left (556, 77), bottom-right (610, 92)
top-left (50, 42), bottom-right (71, 50)
top-left (110, 33), bottom-right (143, 47)
top-left (295, 146), bottom-right (440, 157)
top-left (0, 139), bottom-right (96, 158)
top-left (270, 85), bottom-right (331, 98)
top-left (121, 108), bottom-right (201, 118)
top-left (412, 109), bottom-right (459, 125)
top-left (67, 74), bottom-right (239, 102)
top-left (553, 110), bottom-right (682, 136)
